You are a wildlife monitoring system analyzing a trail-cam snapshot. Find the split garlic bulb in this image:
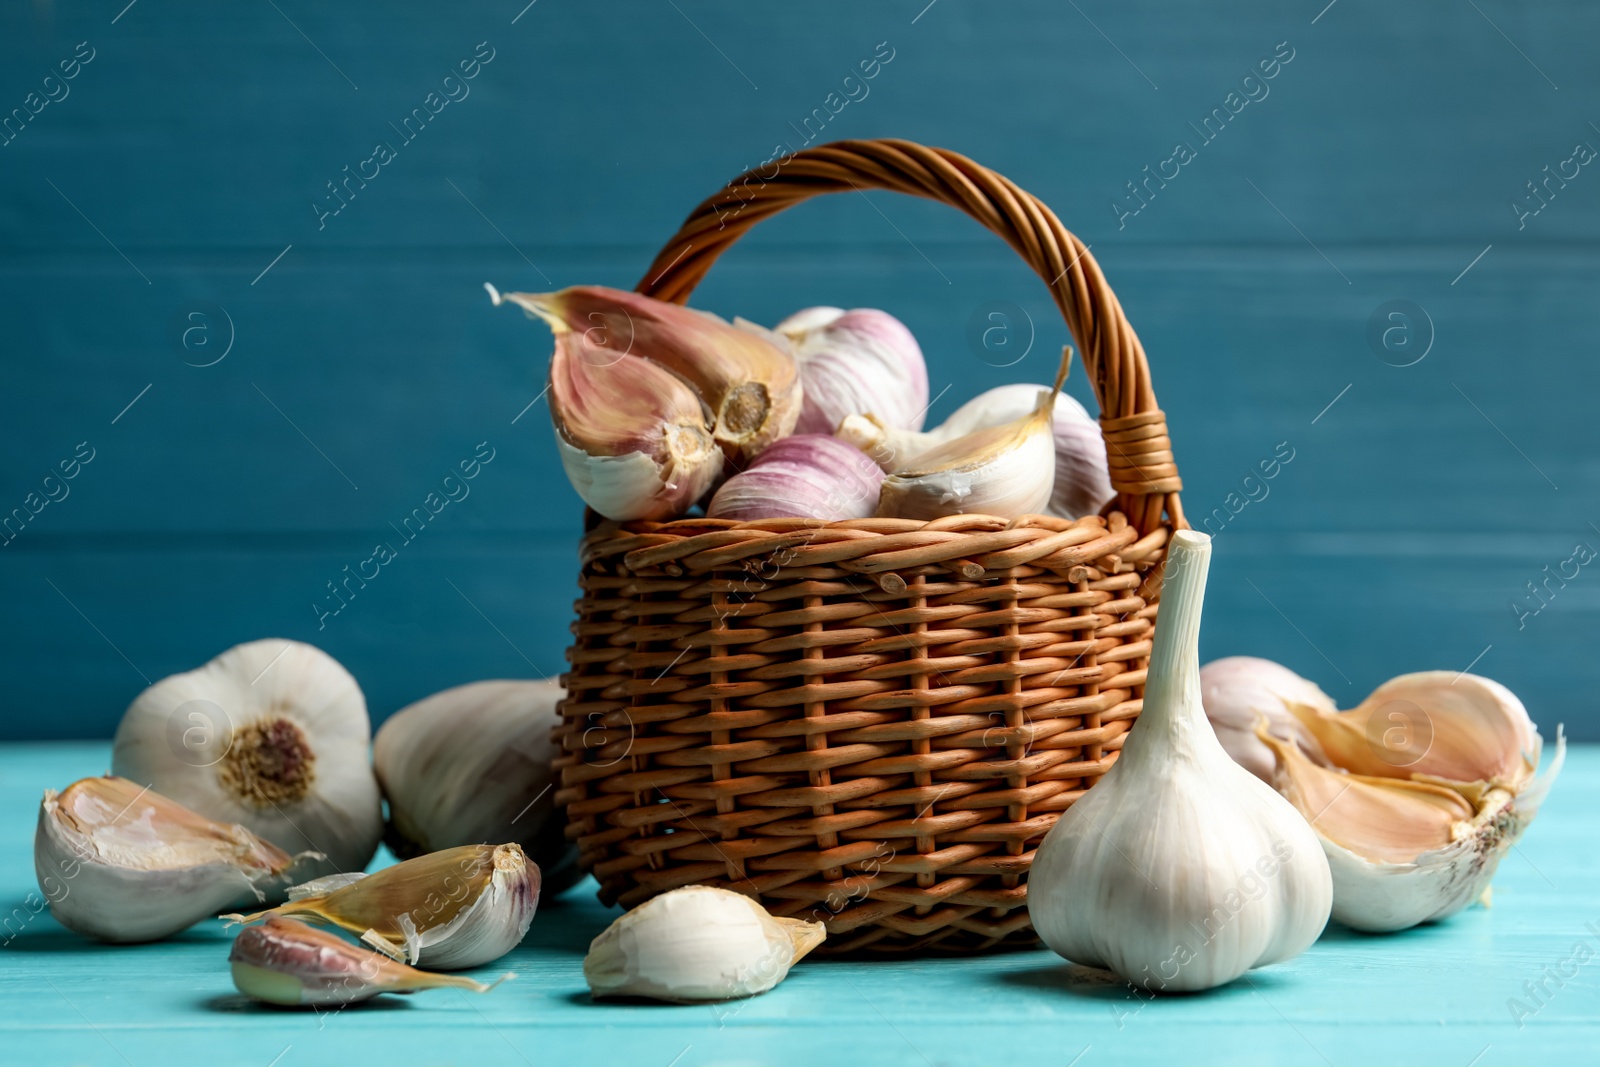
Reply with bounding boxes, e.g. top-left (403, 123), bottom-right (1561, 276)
top-left (35, 776), bottom-right (303, 943)
top-left (706, 434), bottom-right (884, 521)
top-left (1199, 656), bottom-right (1334, 783)
top-left (839, 382), bottom-right (1114, 519)
top-left (774, 306), bottom-right (928, 437)
top-left (585, 886), bottom-right (826, 1003)
top-left (374, 678), bottom-right (578, 893)
top-left (110, 639), bottom-right (382, 880)
top-left (1029, 531), bottom-right (1332, 992)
